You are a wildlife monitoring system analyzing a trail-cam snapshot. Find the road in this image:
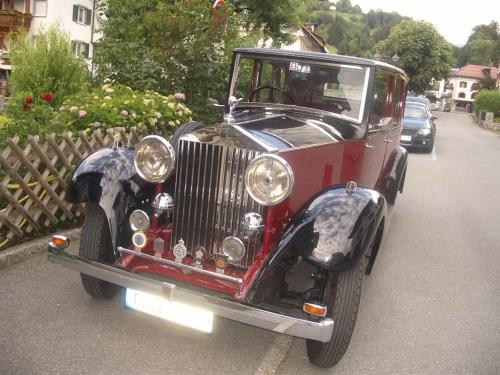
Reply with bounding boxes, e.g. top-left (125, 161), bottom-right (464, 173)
top-left (1, 112), bottom-right (499, 375)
